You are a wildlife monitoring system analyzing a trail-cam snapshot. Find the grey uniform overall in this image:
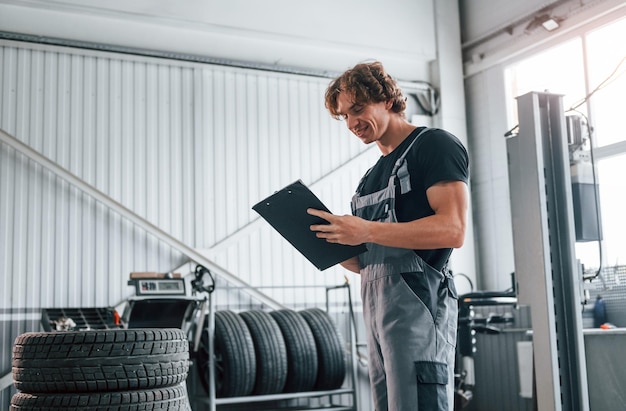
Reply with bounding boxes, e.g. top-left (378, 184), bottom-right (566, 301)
top-left (351, 130), bottom-right (458, 411)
